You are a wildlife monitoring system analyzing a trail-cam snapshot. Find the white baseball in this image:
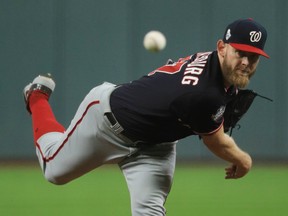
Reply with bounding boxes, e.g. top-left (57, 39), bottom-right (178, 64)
top-left (143, 30), bottom-right (166, 52)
